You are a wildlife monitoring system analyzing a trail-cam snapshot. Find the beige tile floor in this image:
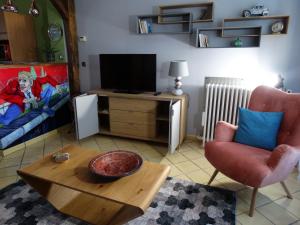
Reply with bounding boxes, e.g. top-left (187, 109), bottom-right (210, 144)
top-left (0, 126), bottom-right (300, 225)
